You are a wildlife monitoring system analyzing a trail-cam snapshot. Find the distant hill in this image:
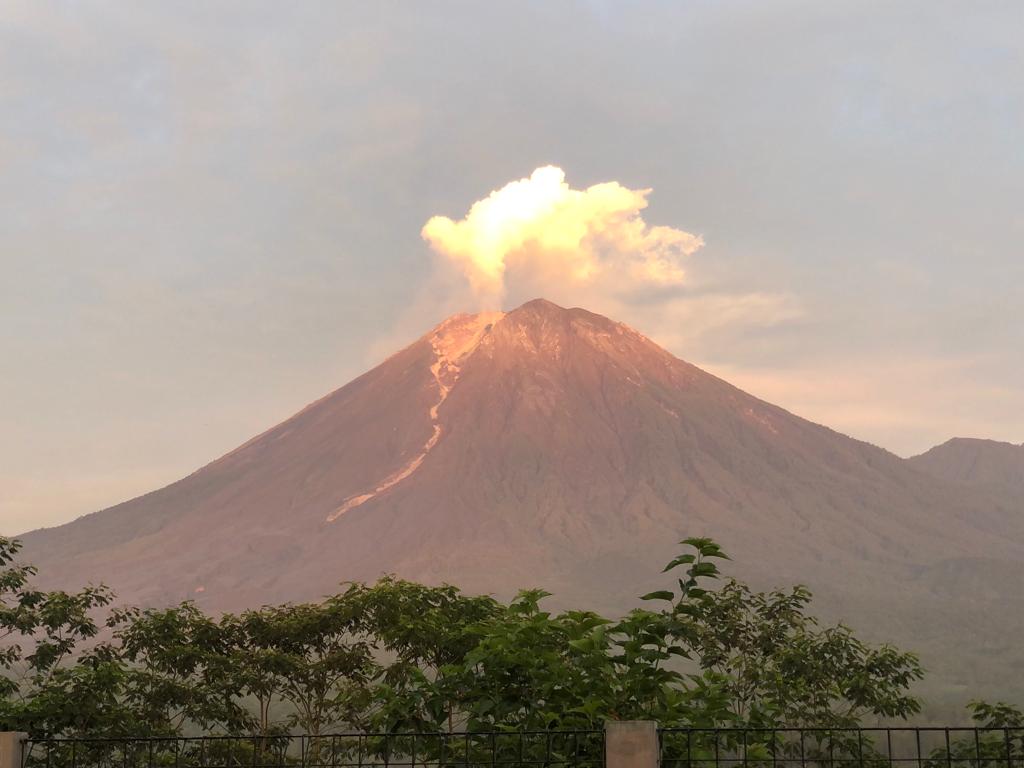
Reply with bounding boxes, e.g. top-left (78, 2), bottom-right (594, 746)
top-left (18, 299), bottom-right (1024, 709)
top-left (910, 437), bottom-right (1024, 500)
